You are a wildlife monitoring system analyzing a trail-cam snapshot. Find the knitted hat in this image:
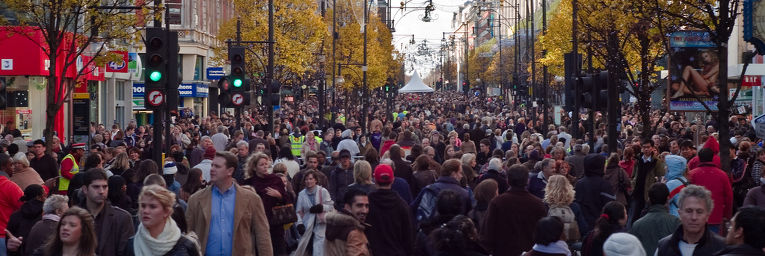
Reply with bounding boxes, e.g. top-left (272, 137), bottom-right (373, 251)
top-left (374, 164), bottom-right (394, 184)
top-left (163, 162), bottom-right (178, 175)
top-left (602, 233), bottom-right (646, 256)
